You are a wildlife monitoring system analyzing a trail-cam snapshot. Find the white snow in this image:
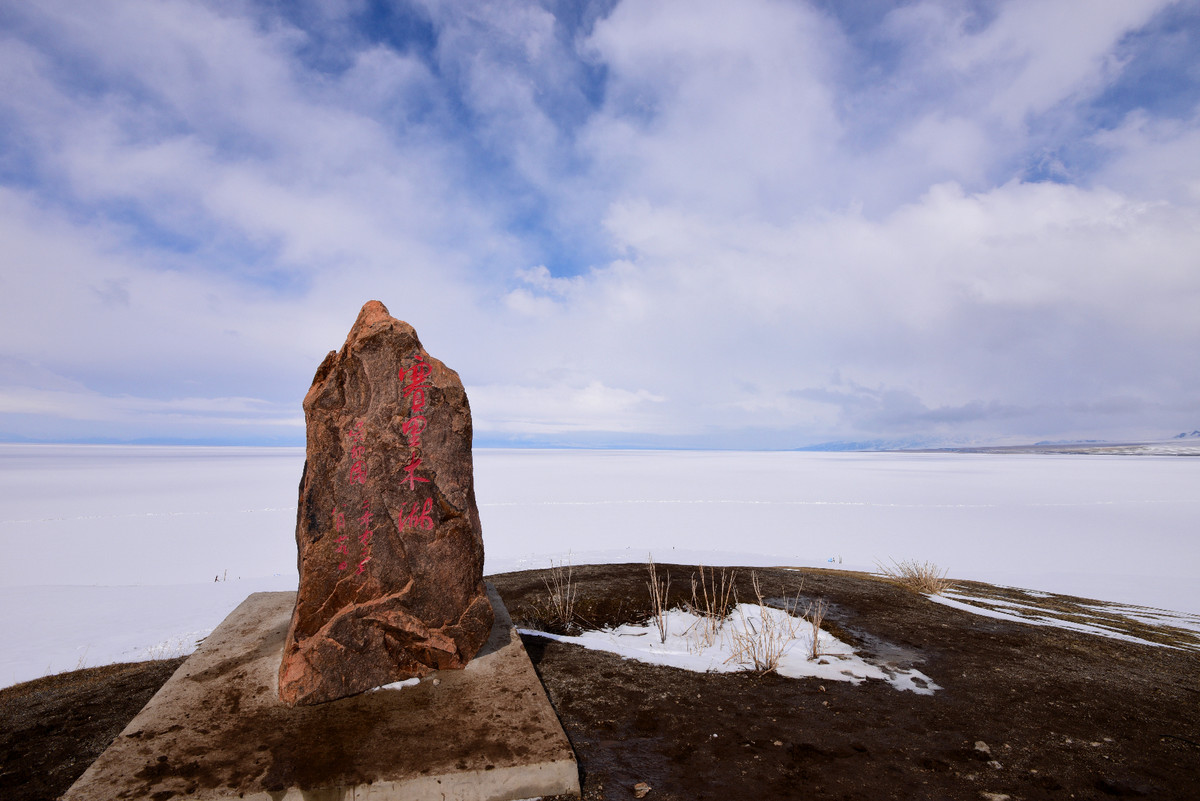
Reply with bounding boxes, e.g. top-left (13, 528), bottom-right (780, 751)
top-left (1, 444), bottom-right (1198, 688)
top-left (370, 677), bottom-right (421, 692)
top-left (1081, 604), bottom-right (1200, 637)
top-left (473, 449), bottom-right (1200, 615)
top-left (927, 589), bottom-right (1200, 651)
top-left (926, 593), bottom-right (1186, 650)
top-left (520, 603), bottom-right (940, 694)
